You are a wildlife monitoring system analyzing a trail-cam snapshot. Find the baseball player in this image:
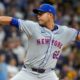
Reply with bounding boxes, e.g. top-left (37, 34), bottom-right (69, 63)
top-left (0, 4), bottom-right (80, 80)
